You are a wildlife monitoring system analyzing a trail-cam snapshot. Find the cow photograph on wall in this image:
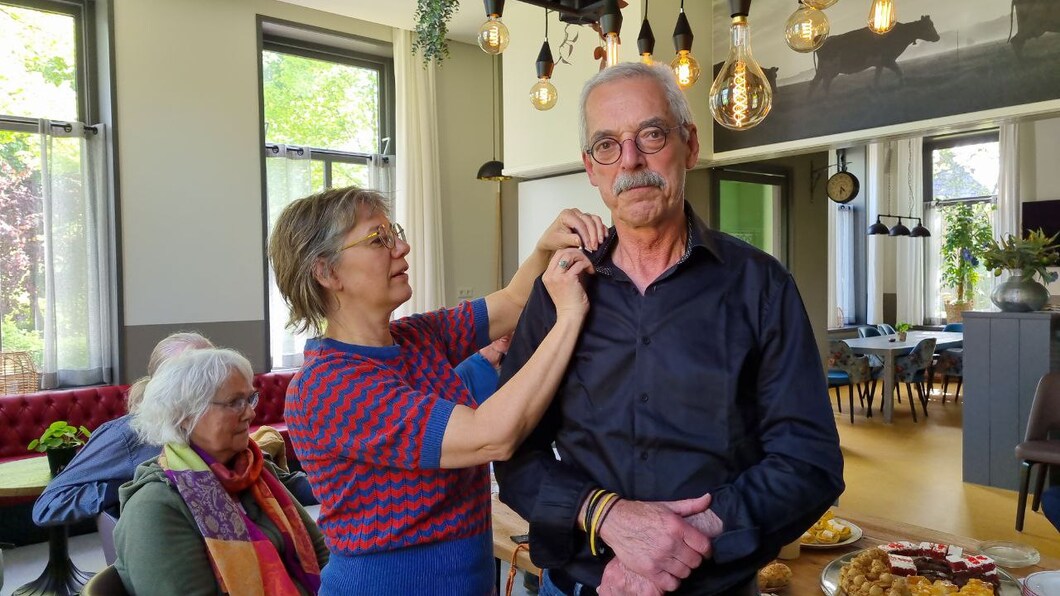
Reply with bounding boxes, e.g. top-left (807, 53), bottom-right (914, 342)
top-left (710, 0), bottom-right (1060, 155)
